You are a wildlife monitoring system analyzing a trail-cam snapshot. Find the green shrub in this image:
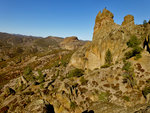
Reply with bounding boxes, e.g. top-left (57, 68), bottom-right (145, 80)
top-left (125, 35), bottom-right (142, 60)
top-left (134, 54), bottom-right (142, 60)
top-left (143, 20), bottom-right (148, 27)
top-left (123, 72), bottom-right (136, 88)
top-left (132, 46), bottom-right (142, 55)
top-left (40, 83), bottom-right (44, 89)
top-left (67, 68), bottom-right (84, 78)
top-left (101, 64), bottom-right (111, 68)
top-left (122, 61), bottom-right (132, 71)
top-left (124, 46), bottom-right (142, 60)
top-left (36, 70), bottom-right (45, 83)
top-left (122, 61), bottom-right (136, 88)
top-left (101, 49), bottom-right (113, 68)
top-left (105, 49), bottom-right (112, 65)
top-left (122, 96), bottom-right (130, 102)
top-left (99, 92), bottom-right (110, 102)
top-left (124, 51), bottom-right (133, 59)
top-left (24, 66), bottom-right (32, 75)
top-left (142, 87), bottom-right (150, 98)
top-left (127, 35), bottom-right (141, 48)
top-left (23, 66), bottom-right (35, 82)
top-left (80, 76), bottom-right (88, 85)
top-left (70, 101), bottom-right (77, 110)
